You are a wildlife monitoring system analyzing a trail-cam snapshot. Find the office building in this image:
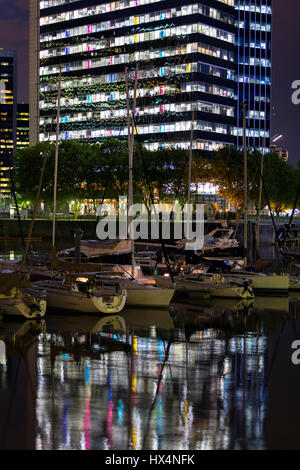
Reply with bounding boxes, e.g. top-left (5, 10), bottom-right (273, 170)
top-left (0, 50), bottom-right (17, 198)
top-left (17, 104), bottom-right (30, 151)
top-left (235, 0), bottom-right (272, 151)
top-left (30, 0), bottom-right (272, 154)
